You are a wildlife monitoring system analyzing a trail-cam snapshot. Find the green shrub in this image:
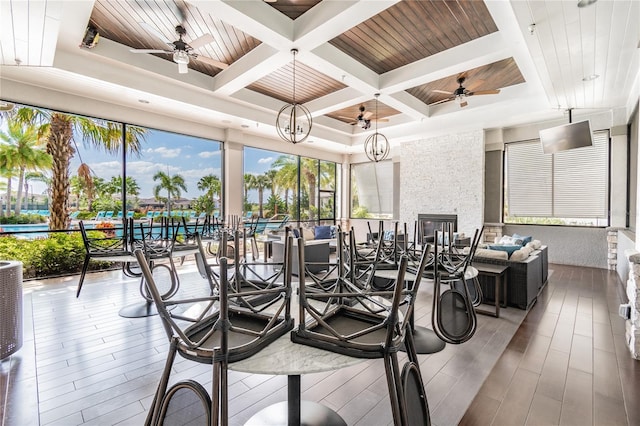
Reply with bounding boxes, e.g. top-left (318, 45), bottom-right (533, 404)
top-left (0, 214), bottom-right (47, 225)
top-left (0, 232), bottom-right (113, 279)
